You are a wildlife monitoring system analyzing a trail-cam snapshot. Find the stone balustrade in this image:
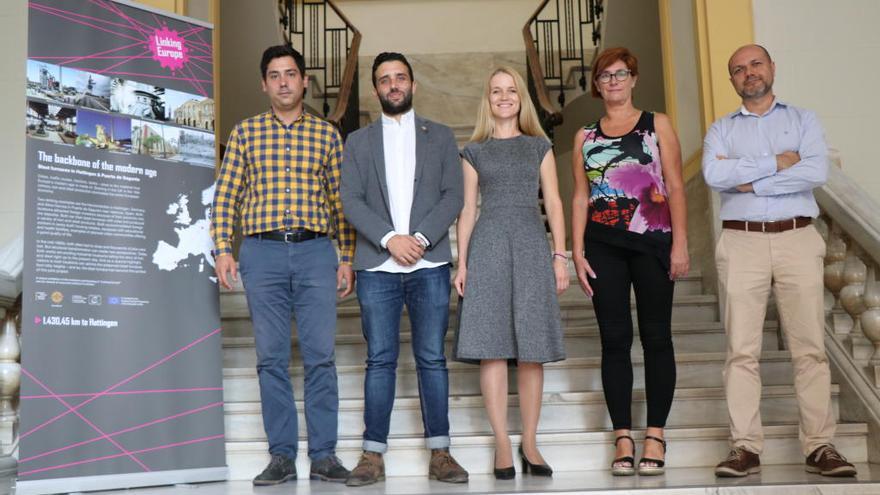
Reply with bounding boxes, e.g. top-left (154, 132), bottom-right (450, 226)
top-left (0, 309), bottom-right (19, 455)
top-left (816, 162), bottom-right (880, 388)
